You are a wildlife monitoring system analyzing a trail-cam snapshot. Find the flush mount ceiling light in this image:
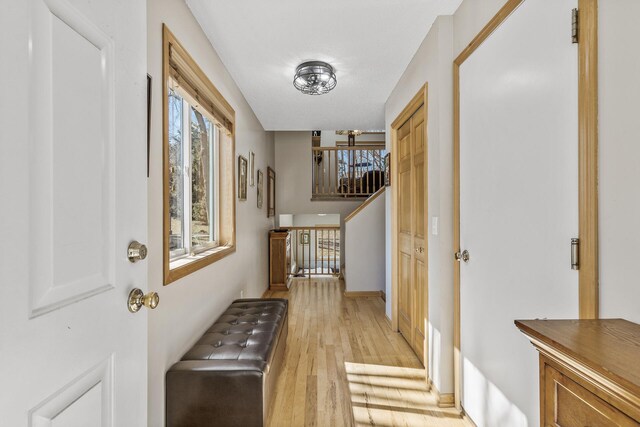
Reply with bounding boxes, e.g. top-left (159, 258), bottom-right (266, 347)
top-left (293, 61), bottom-right (337, 95)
